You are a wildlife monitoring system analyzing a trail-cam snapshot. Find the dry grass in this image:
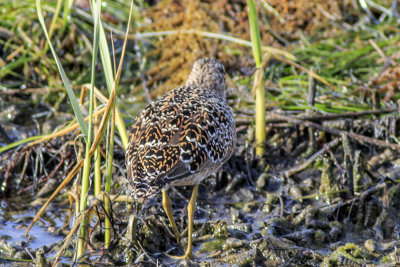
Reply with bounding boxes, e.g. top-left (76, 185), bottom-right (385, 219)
top-left (139, 0), bottom-right (356, 96)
